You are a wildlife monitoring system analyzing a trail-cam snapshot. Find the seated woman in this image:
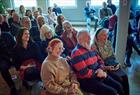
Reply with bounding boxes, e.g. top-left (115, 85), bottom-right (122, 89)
top-left (41, 38), bottom-right (83, 95)
top-left (61, 21), bottom-right (78, 56)
top-left (55, 14), bottom-right (65, 36)
top-left (13, 27), bottom-right (42, 89)
top-left (40, 24), bottom-right (67, 59)
top-left (93, 28), bottom-right (129, 95)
